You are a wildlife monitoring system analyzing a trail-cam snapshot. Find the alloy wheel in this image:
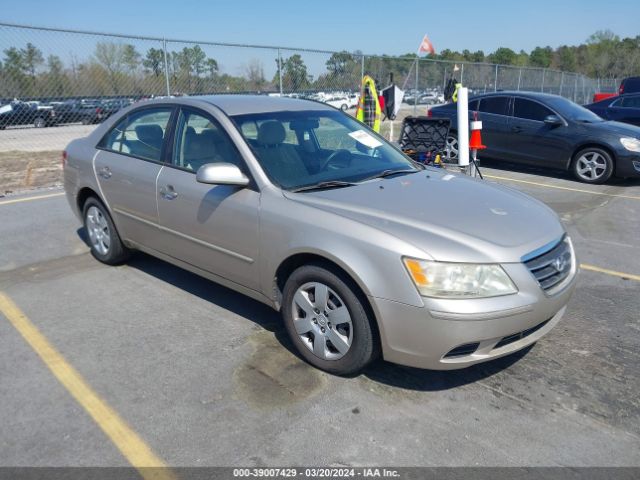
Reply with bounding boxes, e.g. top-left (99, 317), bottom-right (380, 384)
top-left (575, 151), bottom-right (608, 181)
top-left (291, 282), bottom-right (353, 361)
top-left (446, 134), bottom-right (459, 161)
top-left (85, 206), bottom-right (111, 256)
